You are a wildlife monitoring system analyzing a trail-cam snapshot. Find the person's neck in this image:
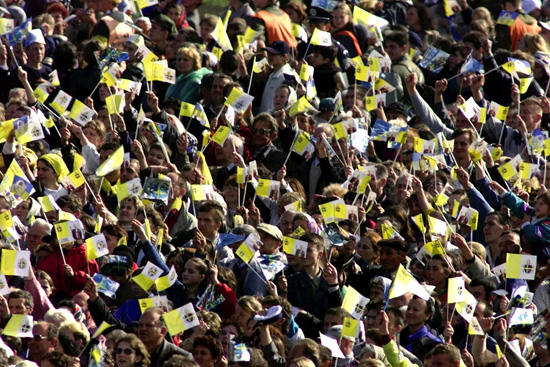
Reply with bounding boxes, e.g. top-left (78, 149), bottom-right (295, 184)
top-left (435, 281), bottom-right (446, 291)
top-left (304, 264), bottom-right (320, 278)
top-left (228, 201), bottom-right (239, 210)
top-left (106, 172), bottom-right (119, 184)
top-left (26, 61), bottom-right (41, 70)
top-left (456, 156), bottom-right (470, 169)
top-left (186, 282), bottom-right (200, 296)
top-left (147, 338), bottom-right (163, 354)
top-left (291, 264), bottom-right (303, 273)
top-left (272, 63), bottom-right (284, 73)
top-left (44, 181), bottom-right (59, 190)
top-left (411, 24), bottom-right (422, 33)
top-left (408, 323), bottom-right (424, 334)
